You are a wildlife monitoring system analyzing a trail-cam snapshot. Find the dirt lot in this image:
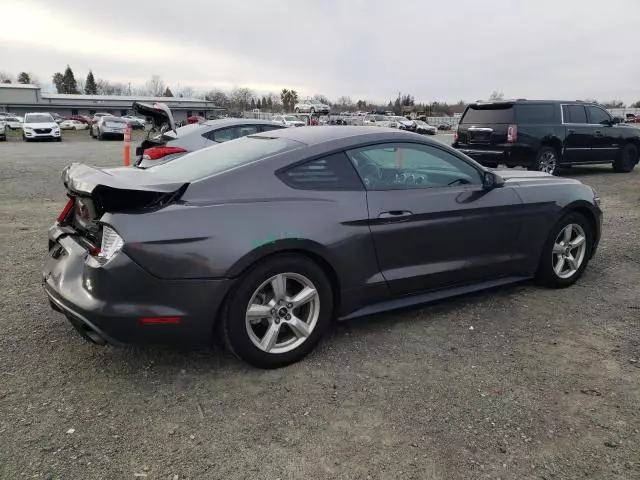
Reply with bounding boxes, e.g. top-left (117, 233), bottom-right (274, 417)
top-left (0, 133), bottom-right (639, 480)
